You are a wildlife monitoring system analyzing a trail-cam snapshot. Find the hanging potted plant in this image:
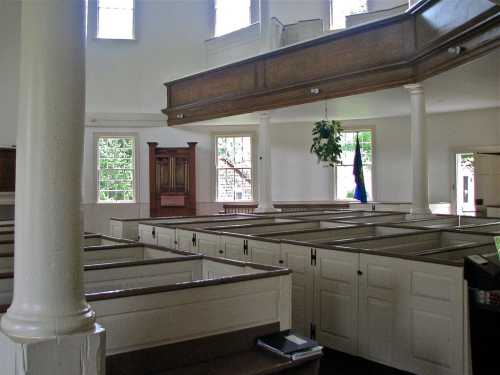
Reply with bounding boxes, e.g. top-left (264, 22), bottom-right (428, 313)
top-left (310, 119), bottom-right (343, 167)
